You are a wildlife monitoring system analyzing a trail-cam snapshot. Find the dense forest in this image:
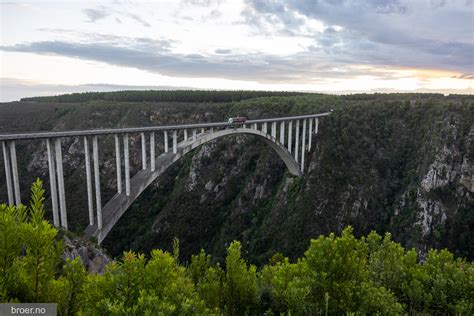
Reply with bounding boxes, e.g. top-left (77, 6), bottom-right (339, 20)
top-left (1, 181), bottom-right (472, 315)
top-left (20, 90), bottom-right (309, 103)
